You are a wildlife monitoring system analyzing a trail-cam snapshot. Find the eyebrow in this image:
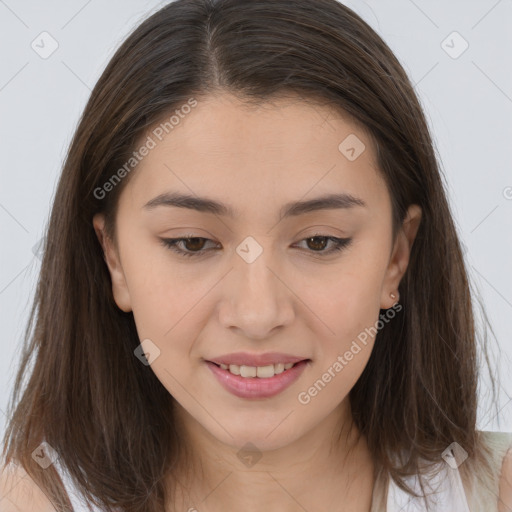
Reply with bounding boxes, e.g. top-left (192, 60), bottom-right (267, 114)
top-left (143, 191), bottom-right (366, 218)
